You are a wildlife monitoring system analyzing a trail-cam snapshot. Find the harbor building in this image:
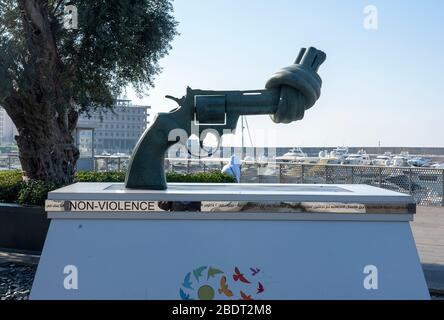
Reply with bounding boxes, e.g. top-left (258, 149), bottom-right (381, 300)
top-left (76, 99), bottom-right (150, 155)
top-left (0, 106), bottom-right (18, 145)
top-left (1, 101), bottom-right (150, 155)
